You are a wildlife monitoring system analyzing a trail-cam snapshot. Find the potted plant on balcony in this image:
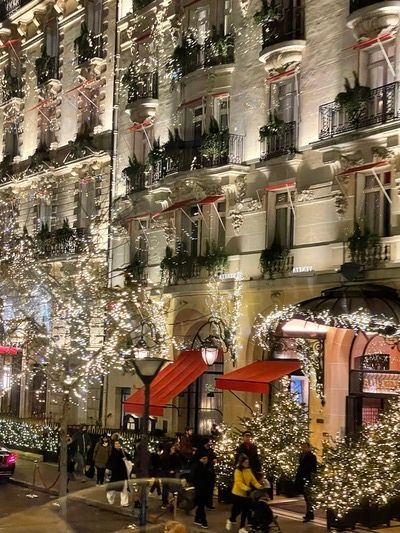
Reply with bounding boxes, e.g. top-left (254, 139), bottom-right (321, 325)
top-left (1, 65), bottom-right (22, 102)
top-left (0, 154), bottom-right (13, 182)
top-left (125, 252), bottom-right (146, 285)
top-left (253, 0), bottom-right (283, 25)
top-left (123, 155), bottom-right (146, 192)
top-left (335, 72), bottom-right (371, 127)
top-left (35, 46), bottom-right (57, 85)
top-left (74, 22), bottom-right (100, 64)
top-left (260, 241), bottom-right (290, 279)
top-left (166, 30), bottom-right (200, 82)
top-left (67, 125), bottom-right (95, 160)
top-left (197, 241), bottom-right (228, 276)
top-left (204, 25), bottom-right (234, 66)
top-left (200, 117), bottom-right (229, 165)
top-left (121, 62), bottom-right (139, 102)
top-left (347, 223), bottom-right (381, 267)
top-left (54, 219), bottom-right (74, 244)
top-left (259, 111), bottom-right (286, 140)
